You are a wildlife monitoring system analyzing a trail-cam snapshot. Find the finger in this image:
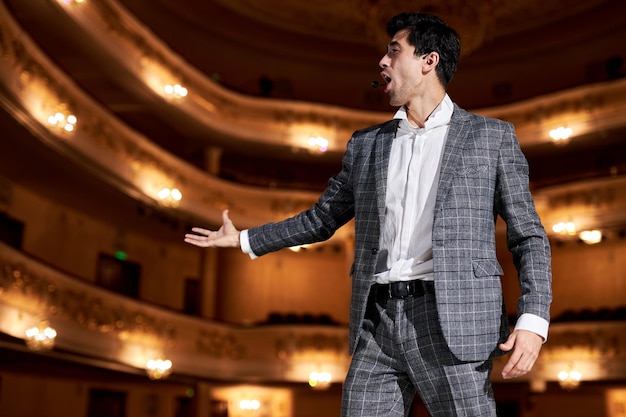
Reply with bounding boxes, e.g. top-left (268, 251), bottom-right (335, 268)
top-left (184, 232), bottom-right (206, 241)
top-left (501, 350), bottom-right (522, 379)
top-left (505, 358), bottom-right (532, 379)
top-left (184, 239), bottom-right (203, 247)
top-left (184, 234), bottom-right (207, 246)
top-left (501, 341), bottom-right (524, 378)
top-left (191, 227), bottom-right (211, 236)
top-left (503, 348), bottom-right (539, 379)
